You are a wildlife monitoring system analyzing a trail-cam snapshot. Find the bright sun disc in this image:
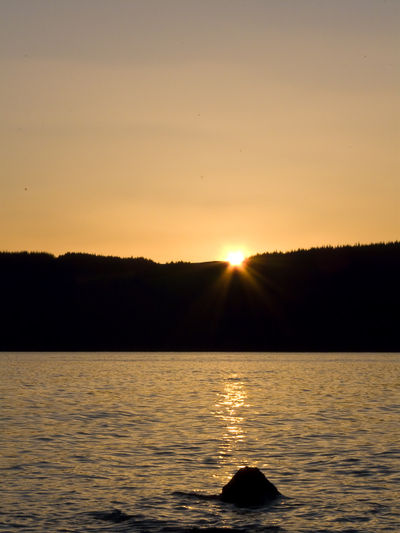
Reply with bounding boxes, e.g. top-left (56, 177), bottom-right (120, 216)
top-left (226, 250), bottom-right (245, 267)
